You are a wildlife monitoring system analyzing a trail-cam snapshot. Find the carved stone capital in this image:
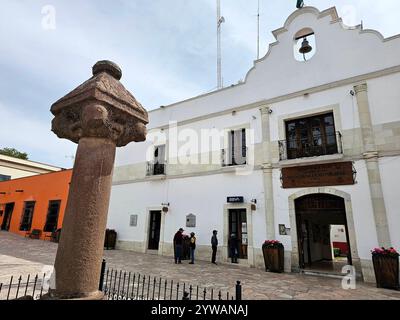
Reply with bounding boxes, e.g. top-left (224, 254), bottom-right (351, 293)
top-left (354, 83), bottom-right (368, 94)
top-left (51, 60), bottom-right (148, 147)
top-left (259, 106), bottom-right (271, 115)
